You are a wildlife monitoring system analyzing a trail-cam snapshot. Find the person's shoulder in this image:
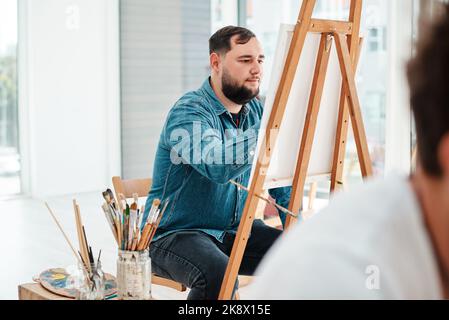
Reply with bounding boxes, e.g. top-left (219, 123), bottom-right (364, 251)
top-left (246, 174), bottom-right (438, 299)
top-left (247, 222), bottom-right (384, 299)
top-left (299, 175), bottom-right (414, 241)
top-left (265, 175), bottom-right (414, 265)
top-left (329, 174), bottom-right (413, 222)
top-left (166, 88), bottom-right (215, 122)
top-left (286, 174), bottom-right (418, 266)
top-left (174, 89), bottom-right (210, 111)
